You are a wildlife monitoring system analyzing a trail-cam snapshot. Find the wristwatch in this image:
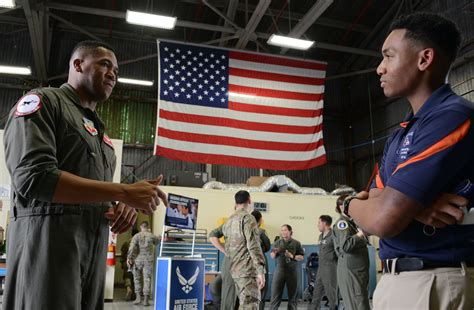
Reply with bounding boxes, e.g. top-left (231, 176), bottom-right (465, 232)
top-left (343, 196), bottom-right (358, 218)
